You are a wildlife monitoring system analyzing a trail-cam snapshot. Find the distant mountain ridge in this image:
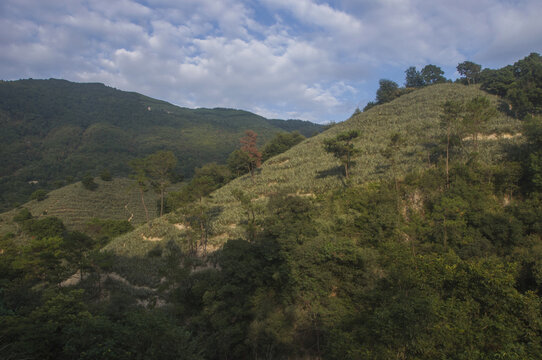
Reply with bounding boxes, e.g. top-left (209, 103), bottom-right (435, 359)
top-left (0, 79), bottom-right (324, 211)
